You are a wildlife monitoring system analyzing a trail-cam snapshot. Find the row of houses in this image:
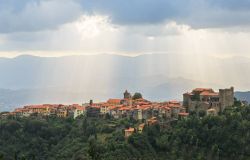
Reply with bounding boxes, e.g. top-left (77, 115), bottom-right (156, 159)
top-left (2, 104), bottom-right (85, 119)
top-left (0, 88), bottom-right (238, 139)
top-left (85, 90), bottom-right (189, 120)
top-left (87, 98), bottom-right (188, 120)
top-left (5, 87), bottom-right (237, 120)
top-left (1, 90), bottom-right (189, 121)
top-left (2, 87), bottom-right (236, 121)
